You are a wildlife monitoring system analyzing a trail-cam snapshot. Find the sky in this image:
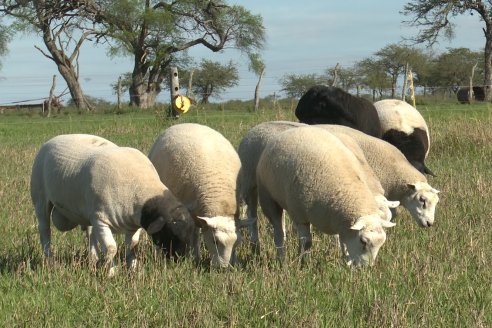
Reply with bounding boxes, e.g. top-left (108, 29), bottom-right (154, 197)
top-left (0, 0), bottom-right (486, 105)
